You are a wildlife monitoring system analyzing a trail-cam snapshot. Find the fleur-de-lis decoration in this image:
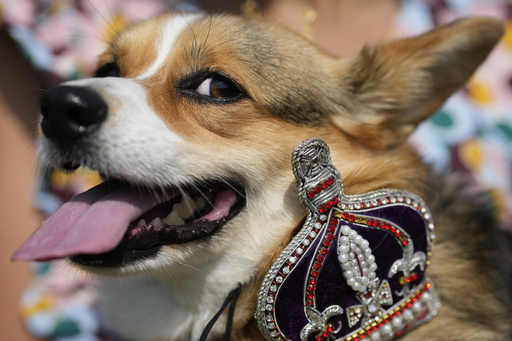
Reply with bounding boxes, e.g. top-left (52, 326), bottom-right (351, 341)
top-left (347, 280), bottom-right (393, 328)
top-left (300, 305), bottom-right (343, 341)
top-left (388, 242), bottom-right (426, 295)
